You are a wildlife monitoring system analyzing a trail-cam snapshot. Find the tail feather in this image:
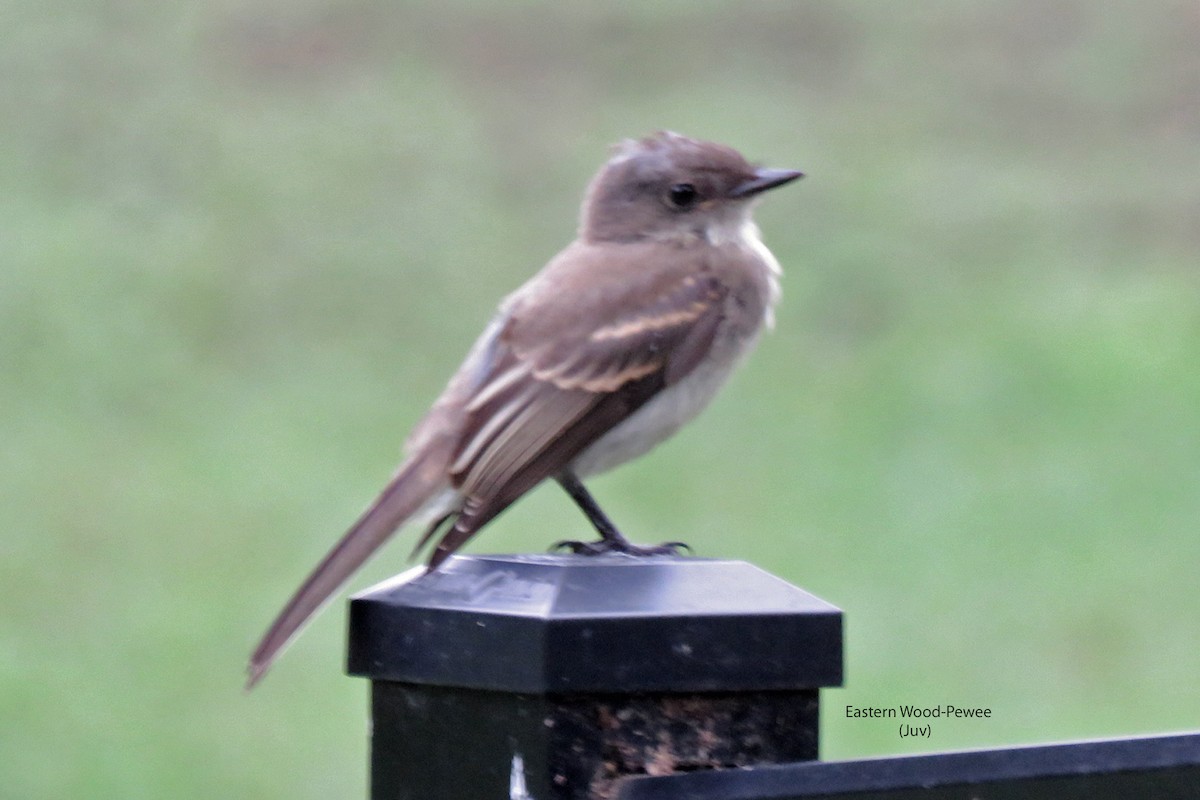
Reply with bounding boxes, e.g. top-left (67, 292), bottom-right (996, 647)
top-left (246, 439), bottom-right (453, 689)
